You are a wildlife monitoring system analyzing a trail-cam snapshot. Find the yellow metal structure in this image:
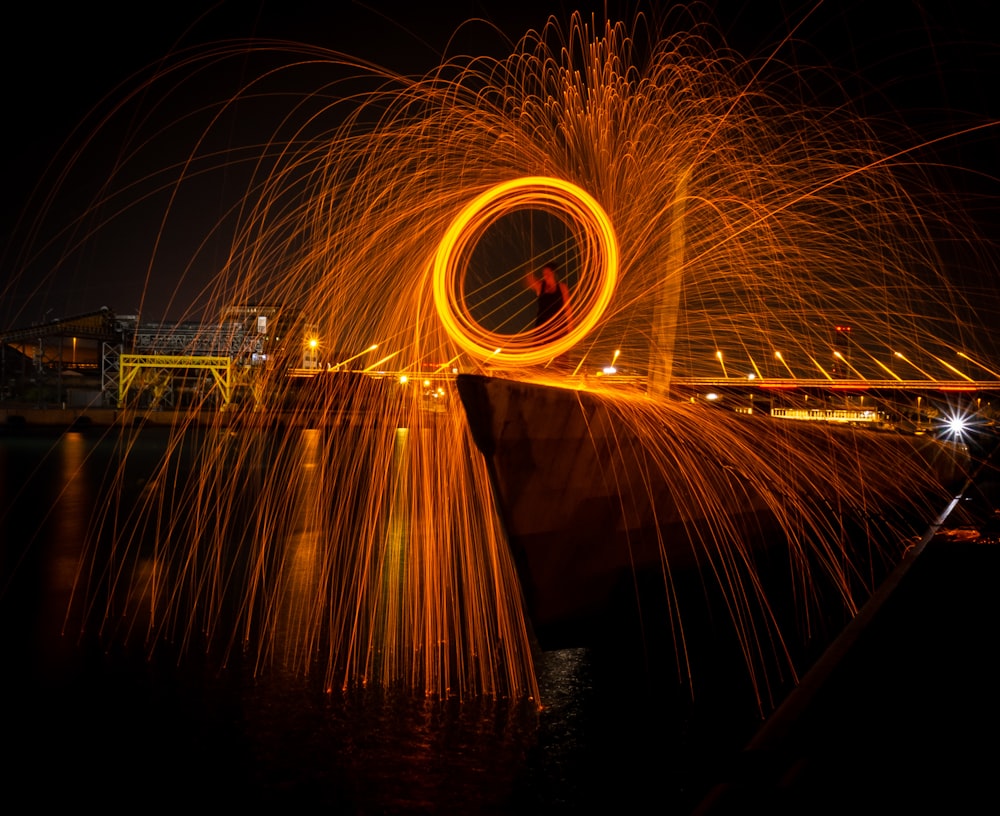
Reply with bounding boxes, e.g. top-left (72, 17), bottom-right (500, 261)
top-left (118, 354), bottom-right (232, 407)
top-left (232, 362), bottom-right (267, 408)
